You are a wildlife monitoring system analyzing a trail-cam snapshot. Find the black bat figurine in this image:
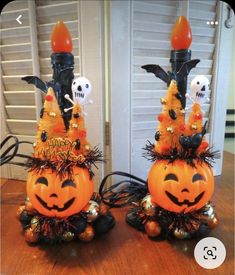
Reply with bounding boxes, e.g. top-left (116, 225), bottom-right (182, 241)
top-left (142, 59), bottom-right (200, 84)
top-left (22, 76), bottom-right (47, 93)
